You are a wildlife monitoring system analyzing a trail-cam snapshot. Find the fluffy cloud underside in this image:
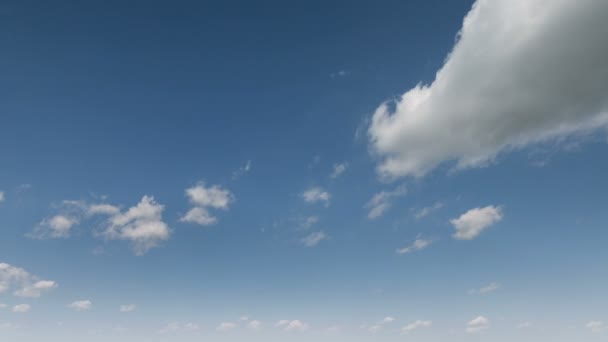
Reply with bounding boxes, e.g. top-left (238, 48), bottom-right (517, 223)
top-left (466, 316), bottom-right (490, 333)
top-left (181, 183), bottom-right (234, 226)
top-left (451, 205), bottom-right (503, 240)
top-left (0, 263), bottom-right (57, 298)
top-left (103, 196), bottom-right (170, 255)
top-left (368, 0), bottom-right (608, 179)
top-left (366, 184), bottom-right (407, 219)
